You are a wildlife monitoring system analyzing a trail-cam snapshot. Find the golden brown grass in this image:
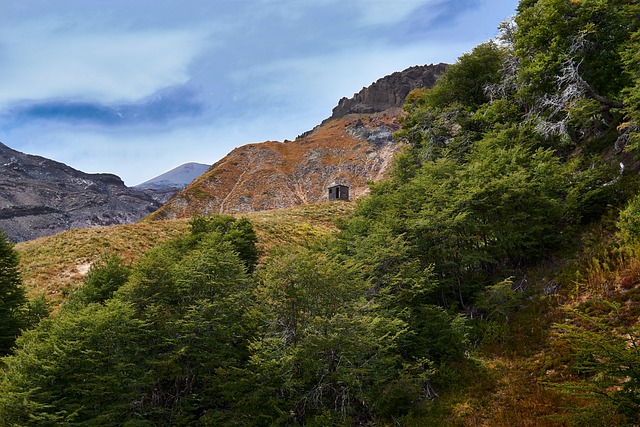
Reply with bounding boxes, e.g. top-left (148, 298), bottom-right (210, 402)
top-left (15, 201), bottom-right (355, 308)
top-left (15, 219), bottom-right (190, 305)
top-left (242, 200), bottom-right (354, 252)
